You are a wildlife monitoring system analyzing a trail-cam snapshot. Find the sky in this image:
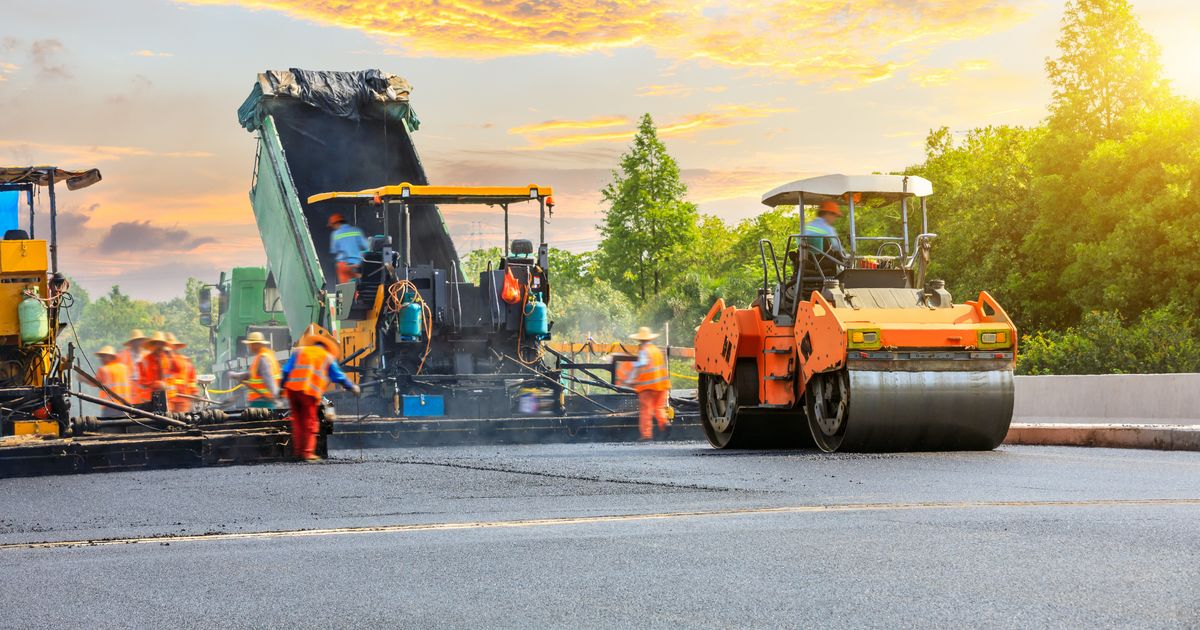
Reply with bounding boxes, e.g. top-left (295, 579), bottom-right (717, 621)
top-left (1, 0), bottom-right (1197, 300)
